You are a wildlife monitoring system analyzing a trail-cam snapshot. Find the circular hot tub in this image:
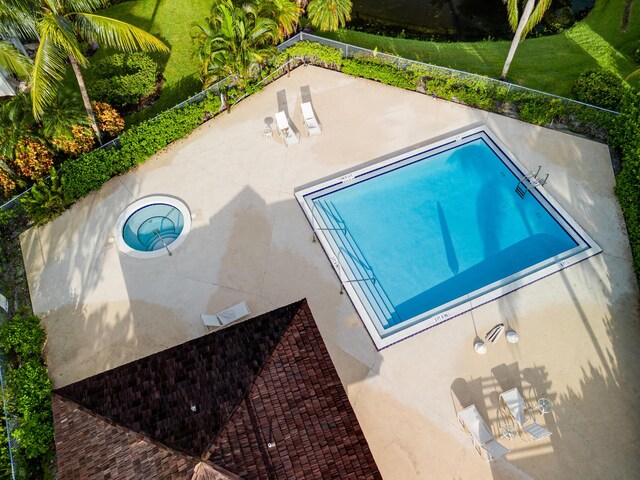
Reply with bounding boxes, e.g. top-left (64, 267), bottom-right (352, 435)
top-left (114, 196), bottom-right (191, 258)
